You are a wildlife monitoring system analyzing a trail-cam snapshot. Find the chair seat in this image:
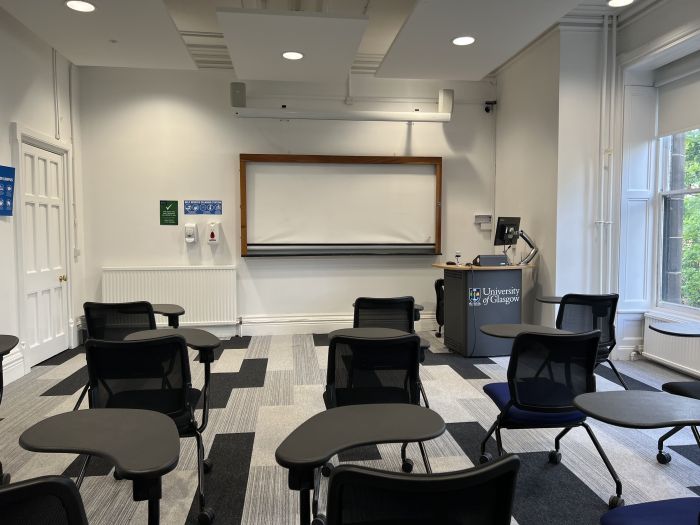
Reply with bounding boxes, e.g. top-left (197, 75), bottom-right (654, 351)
top-left (662, 381), bottom-right (700, 400)
top-left (106, 388), bottom-right (201, 435)
top-left (600, 497), bottom-right (700, 525)
top-left (483, 383), bottom-right (586, 426)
